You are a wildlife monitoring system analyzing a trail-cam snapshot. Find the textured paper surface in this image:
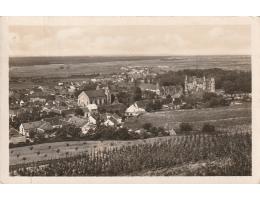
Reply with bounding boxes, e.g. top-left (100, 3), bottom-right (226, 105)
top-left (1, 16), bottom-right (259, 183)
